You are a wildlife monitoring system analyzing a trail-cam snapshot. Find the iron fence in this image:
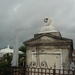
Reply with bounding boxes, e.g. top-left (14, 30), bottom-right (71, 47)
top-left (0, 67), bottom-right (75, 75)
